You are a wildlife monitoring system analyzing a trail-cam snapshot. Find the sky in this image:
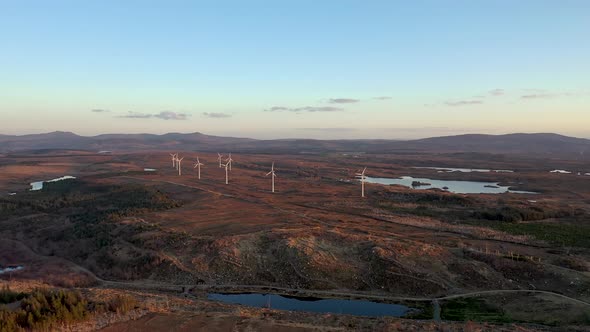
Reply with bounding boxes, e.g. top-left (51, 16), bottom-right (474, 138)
top-left (1, 0), bottom-right (589, 139)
